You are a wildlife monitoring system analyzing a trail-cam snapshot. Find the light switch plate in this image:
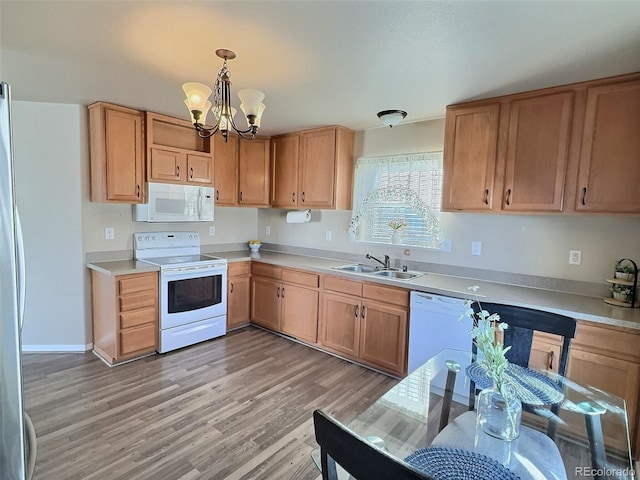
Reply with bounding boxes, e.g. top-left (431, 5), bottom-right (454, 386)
top-left (209, 226), bottom-right (216, 236)
top-left (471, 241), bottom-right (482, 256)
top-left (105, 227), bottom-right (114, 240)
